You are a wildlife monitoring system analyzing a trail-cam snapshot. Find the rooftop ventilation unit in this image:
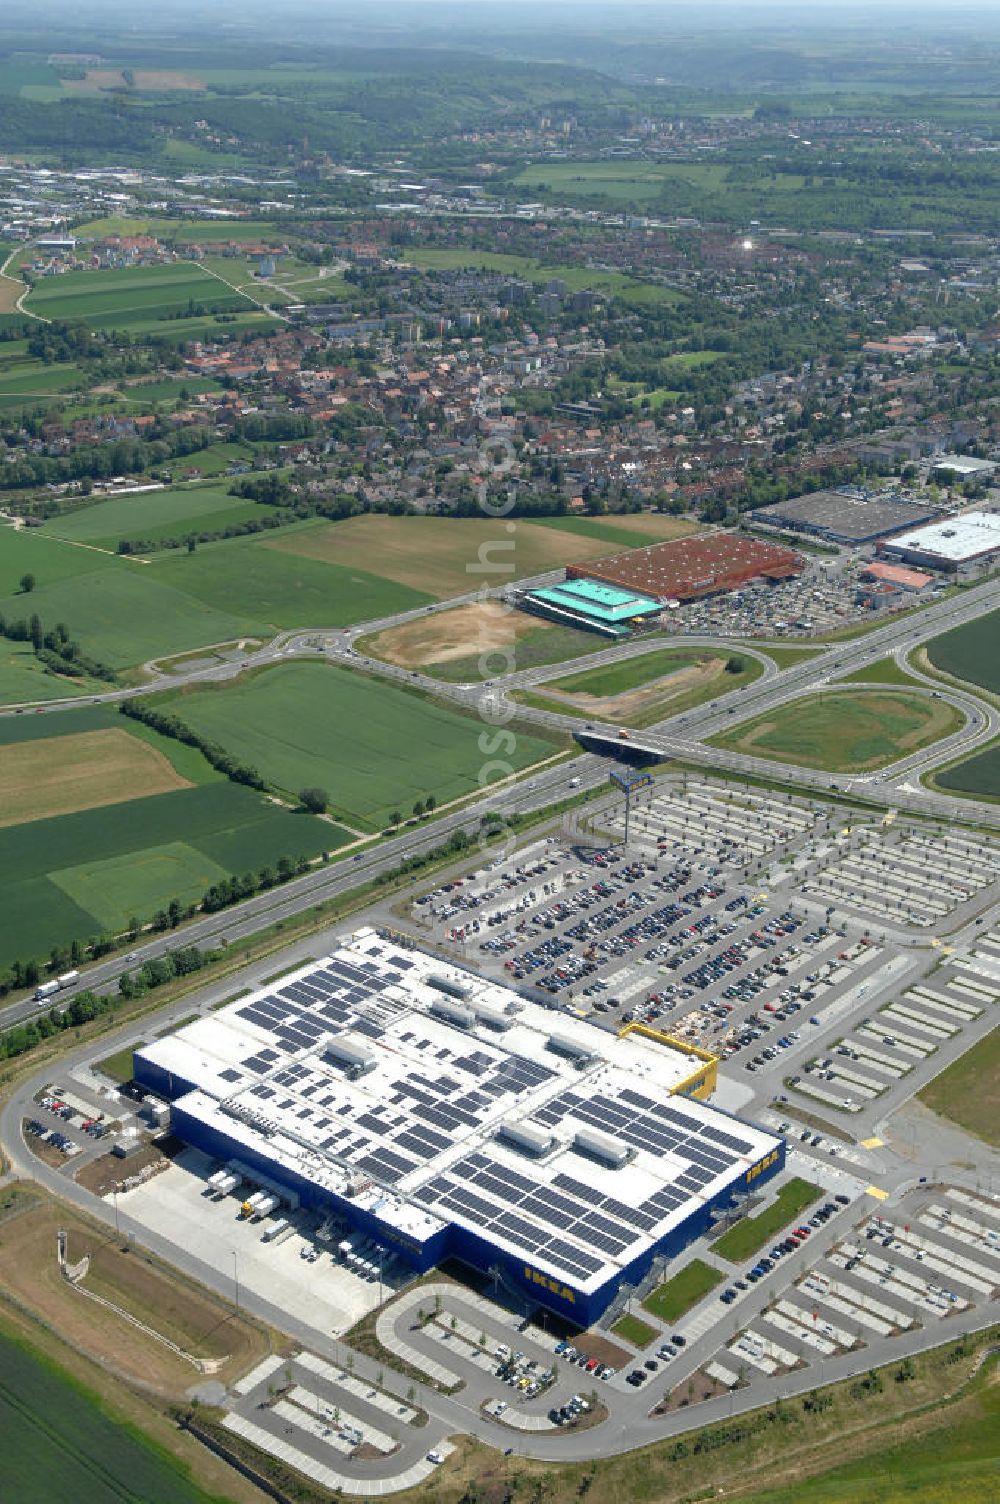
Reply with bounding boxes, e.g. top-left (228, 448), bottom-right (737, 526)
top-left (323, 1033), bottom-right (377, 1078)
top-left (428, 973), bottom-right (471, 1000)
top-left (547, 1032), bottom-right (597, 1063)
top-left (497, 1119), bottom-right (556, 1158)
top-left (573, 1128), bottom-right (631, 1171)
top-left (471, 1002), bottom-right (513, 1032)
top-left (429, 998), bottom-right (476, 1030)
